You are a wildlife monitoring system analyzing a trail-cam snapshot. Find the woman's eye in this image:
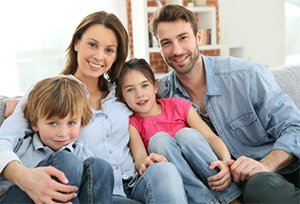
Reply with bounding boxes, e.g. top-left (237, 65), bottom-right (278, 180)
top-left (88, 42), bottom-right (97, 48)
top-left (106, 48), bottom-right (116, 53)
